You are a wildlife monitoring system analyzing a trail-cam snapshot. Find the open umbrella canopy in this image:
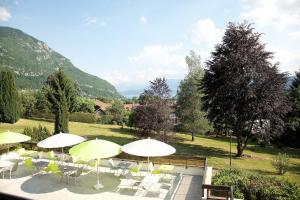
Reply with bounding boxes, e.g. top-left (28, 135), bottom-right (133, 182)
top-left (69, 138), bottom-right (122, 161)
top-left (0, 131), bottom-right (31, 144)
top-left (69, 138), bottom-right (122, 189)
top-left (37, 133), bottom-right (85, 148)
top-left (122, 138), bottom-right (176, 157)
